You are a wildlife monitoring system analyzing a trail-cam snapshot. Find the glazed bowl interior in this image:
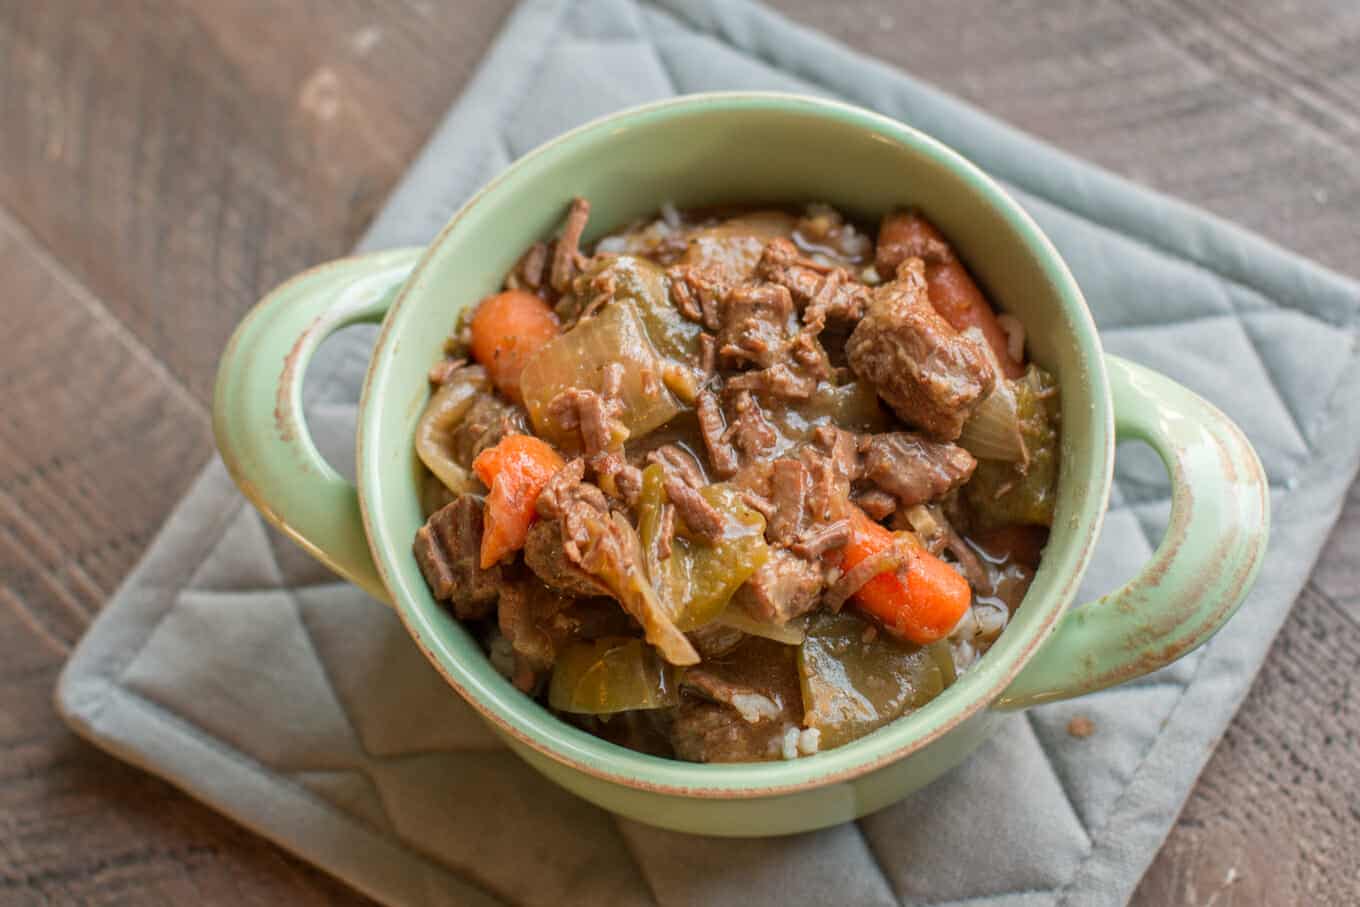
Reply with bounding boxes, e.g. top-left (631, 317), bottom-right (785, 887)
top-left (359, 93), bottom-right (1111, 794)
